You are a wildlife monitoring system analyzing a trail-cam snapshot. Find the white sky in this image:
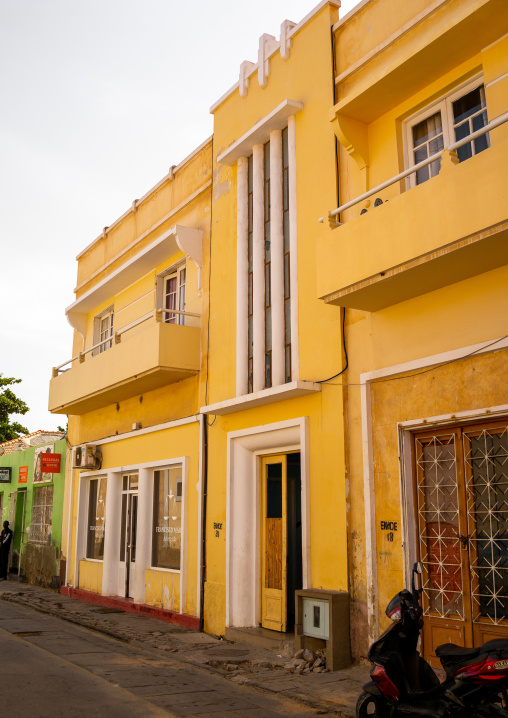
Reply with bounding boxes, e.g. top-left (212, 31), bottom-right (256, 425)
top-left (0, 0), bottom-right (360, 433)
